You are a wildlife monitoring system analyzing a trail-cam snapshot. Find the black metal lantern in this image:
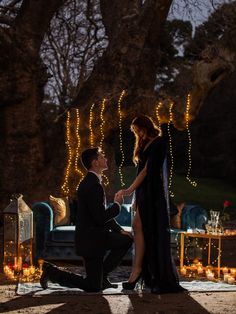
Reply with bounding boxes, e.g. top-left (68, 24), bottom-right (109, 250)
top-left (3, 194), bottom-right (33, 276)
